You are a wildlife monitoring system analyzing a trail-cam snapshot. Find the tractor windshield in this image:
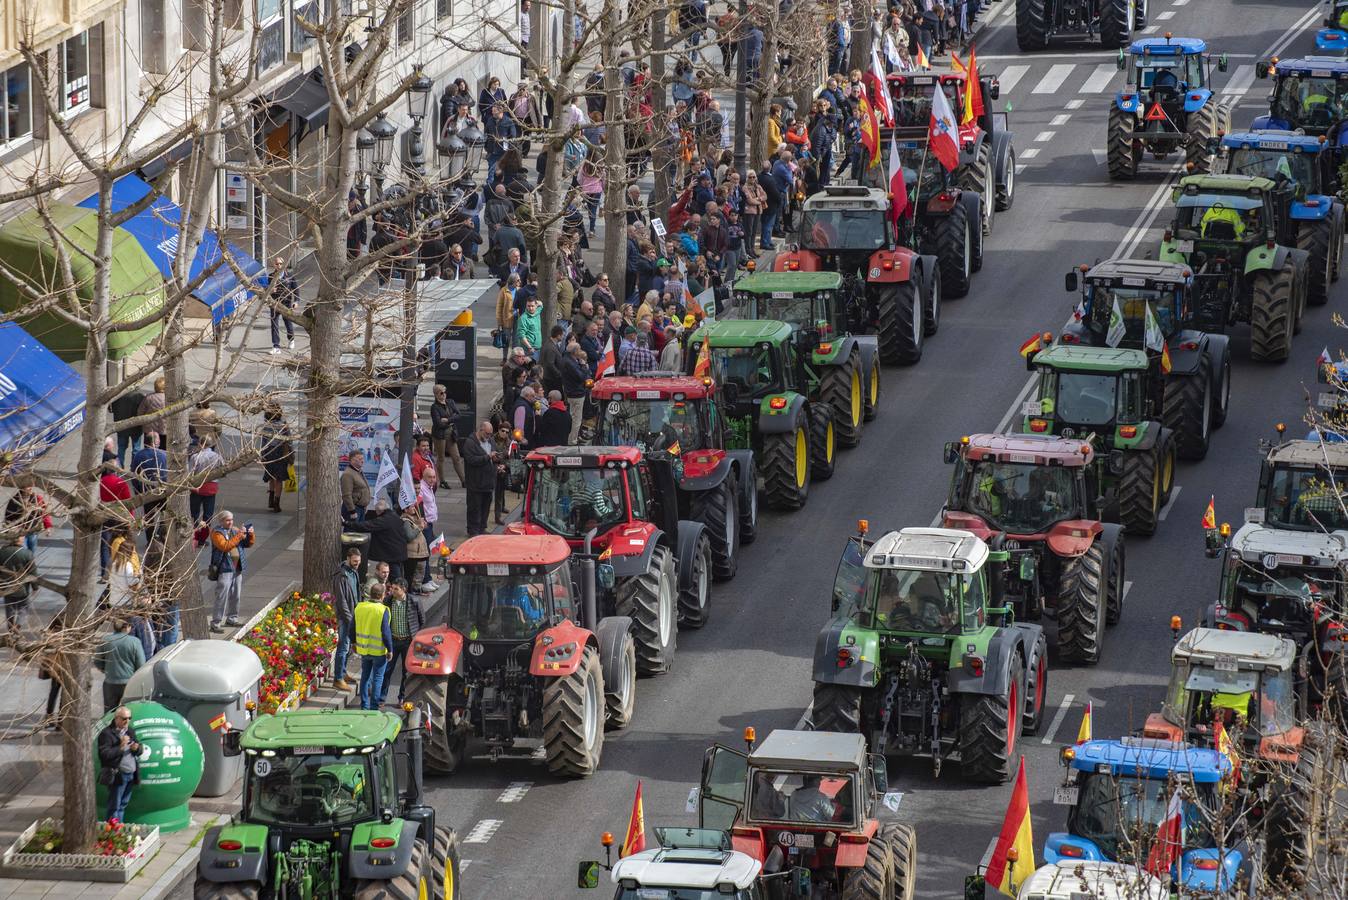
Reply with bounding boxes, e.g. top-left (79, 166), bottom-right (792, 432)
top-left (1231, 566), bottom-right (1342, 627)
top-left (1130, 59), bottom-right (1189, 91)
top-left (728, 291), bottom-right (822, 329)
top-left (528, 466), bottom-right (629, 538)
top-left (596, 398), bottom-right (705, 453)
top-left (870, 568), bottom-right (980, 633)
top-left (245, 753), bottom-right (374, 827)
top-left (1173, 195), bottom-right (1265, 241)
top-left (1271, 74), bottom-right (1348, 128)
top-left (1048, 372), bottom-right (1120, 426)
top-left (1225, 148), bottom-right (1316, 187)
top-left (963, 460), bottom-right (1080, 533)
top-left (711, 345), bottom-right (780, 398)
top-left (1162, 659), bottom-right (1298, 736)
top-left (1264, 464), bottom-right (1348, 530)
top-left (1088, 288), bottom-right (1179, 343)
top-left (449, 572), bottom-right (550, 639)
top-left (890, 143), bottom-right (946, 199)
top-left (799, 209), bottom-right (888, 251)
top-left (1067, 772), bottom-right (1218, 862)
top-left (889, 79), bottom-right (962, 128)
top-left (747, 770), bottom-right (857, 827)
